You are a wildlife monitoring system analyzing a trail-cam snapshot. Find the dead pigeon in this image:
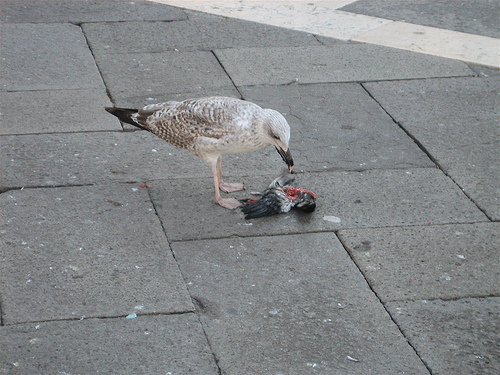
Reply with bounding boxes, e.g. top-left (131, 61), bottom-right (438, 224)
top-left (240, 174), bottom-right (316, 219)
